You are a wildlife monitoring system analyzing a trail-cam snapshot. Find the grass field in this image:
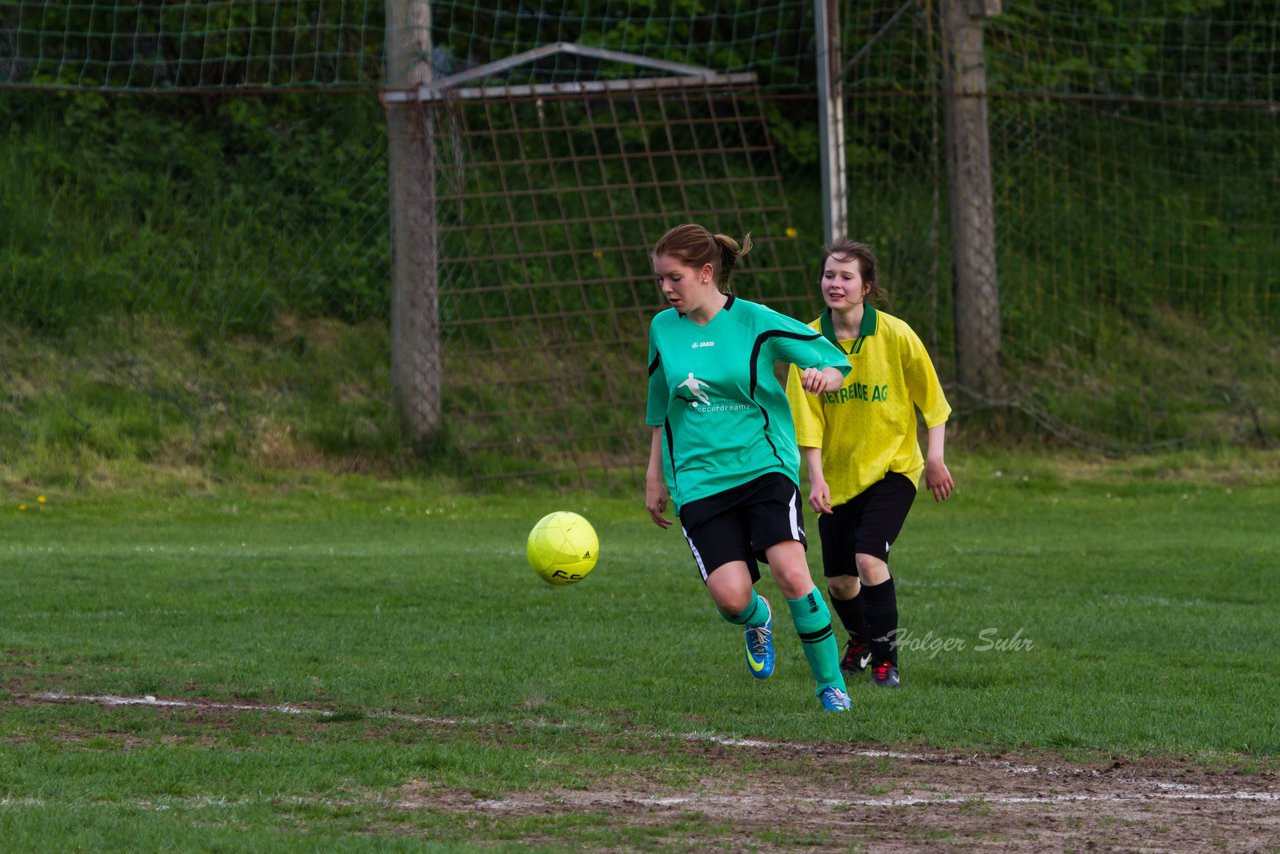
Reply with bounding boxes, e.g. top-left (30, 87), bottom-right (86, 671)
top-left (3, 452), bottom-right (1279, 850)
